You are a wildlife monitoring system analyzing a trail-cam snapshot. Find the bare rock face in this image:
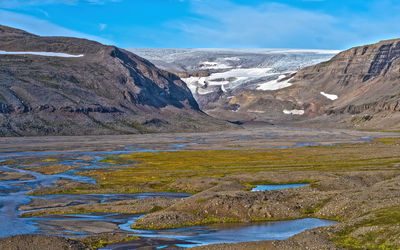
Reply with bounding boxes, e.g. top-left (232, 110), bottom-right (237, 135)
top-left (0, 25), bottom-right (230, 136)
top-left (289, 38), bottom-right (400, 128)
